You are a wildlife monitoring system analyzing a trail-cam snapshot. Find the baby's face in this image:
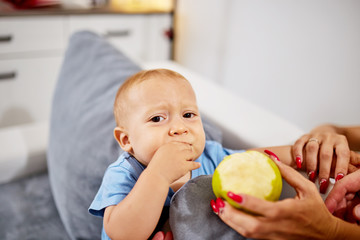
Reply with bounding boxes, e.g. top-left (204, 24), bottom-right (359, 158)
top-left (123, 76), bottom-right (206, 166)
